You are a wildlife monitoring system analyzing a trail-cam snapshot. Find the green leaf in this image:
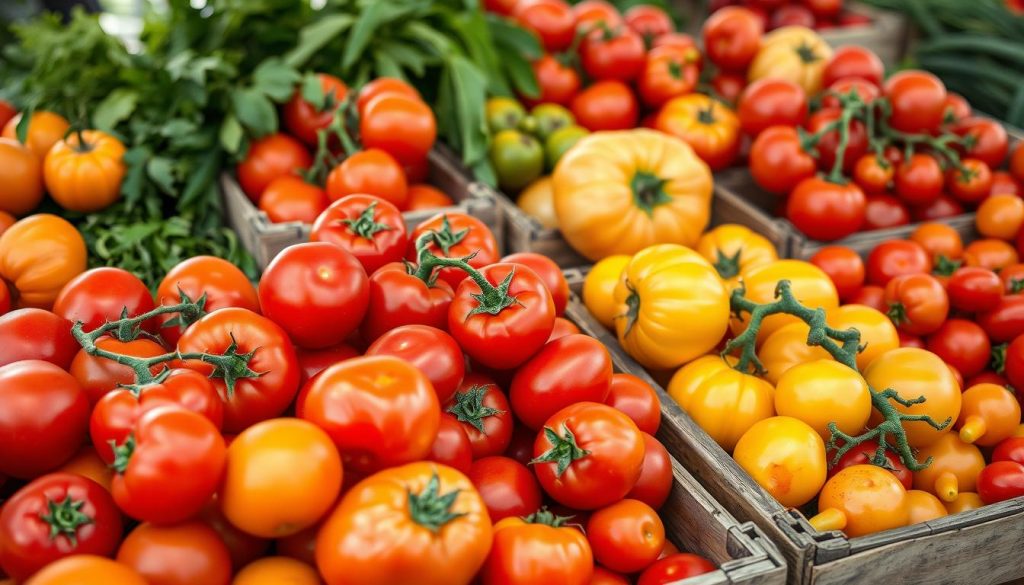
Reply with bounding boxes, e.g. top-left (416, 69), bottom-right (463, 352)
top-left (284, 14), bottom-right (355, 69)
top-left (147, 156), bottom-right (176, 196)
top-left (15, 105), bottom-right (33, 144)
top-left (471, 158), bottom-right (498, 188)
top-left (377, 40), bottom-right (432, 77)
top-left (219, 115), bottom-right (243, 154)
top-left (446, 55), bottom-right (490, 166)
top-left (252, 58), bottom-right (301, 102)
top-left (373, 50), bottom-right (406, 80)
top-left (92, 89), bottom-right (138, 132)
top-left (180, 151), bottom-right (222, 210)
top-left (488, 14), bottom-right (542, 61)
top-left (504, 53), bottom-right (539, 99)
top-left (232, 88), bottom-right (277, 138)
top-left (344, 1), bottom-right (419, 70)
top-left (120, 146), bottom-right (150, 207)
top-left (300, 73), bottom-right (325, 111)
top-left (405, 21), bottom-right (454, 56)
